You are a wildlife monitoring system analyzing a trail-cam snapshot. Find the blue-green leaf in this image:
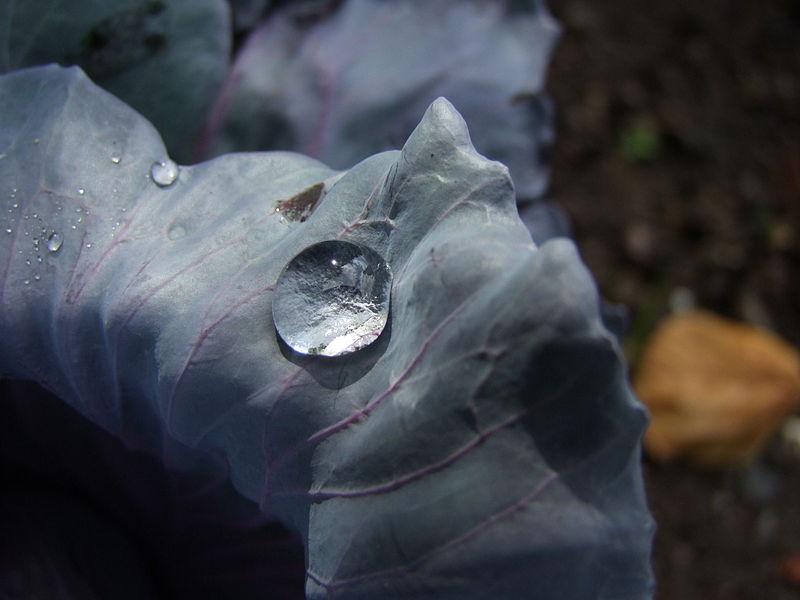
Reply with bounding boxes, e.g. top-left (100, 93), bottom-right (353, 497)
top-left (0, 65), bottom-right (652, 599)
